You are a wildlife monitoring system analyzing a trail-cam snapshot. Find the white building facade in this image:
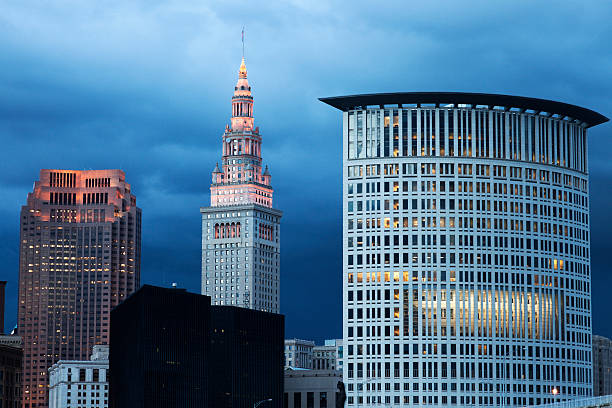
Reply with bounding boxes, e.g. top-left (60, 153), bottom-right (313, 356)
top-left (324, 339), bottom-right (344, 371)
top-left (314, 341), bottom-right (343, 371)
top-left (285, 339), bottom-right (315, 369)
top-left (48, 345), bottom-right (109, 408)
top-left (201, 57), bottom-right (282, 313)
top-left (321, 92), bottom-right (608, 407)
